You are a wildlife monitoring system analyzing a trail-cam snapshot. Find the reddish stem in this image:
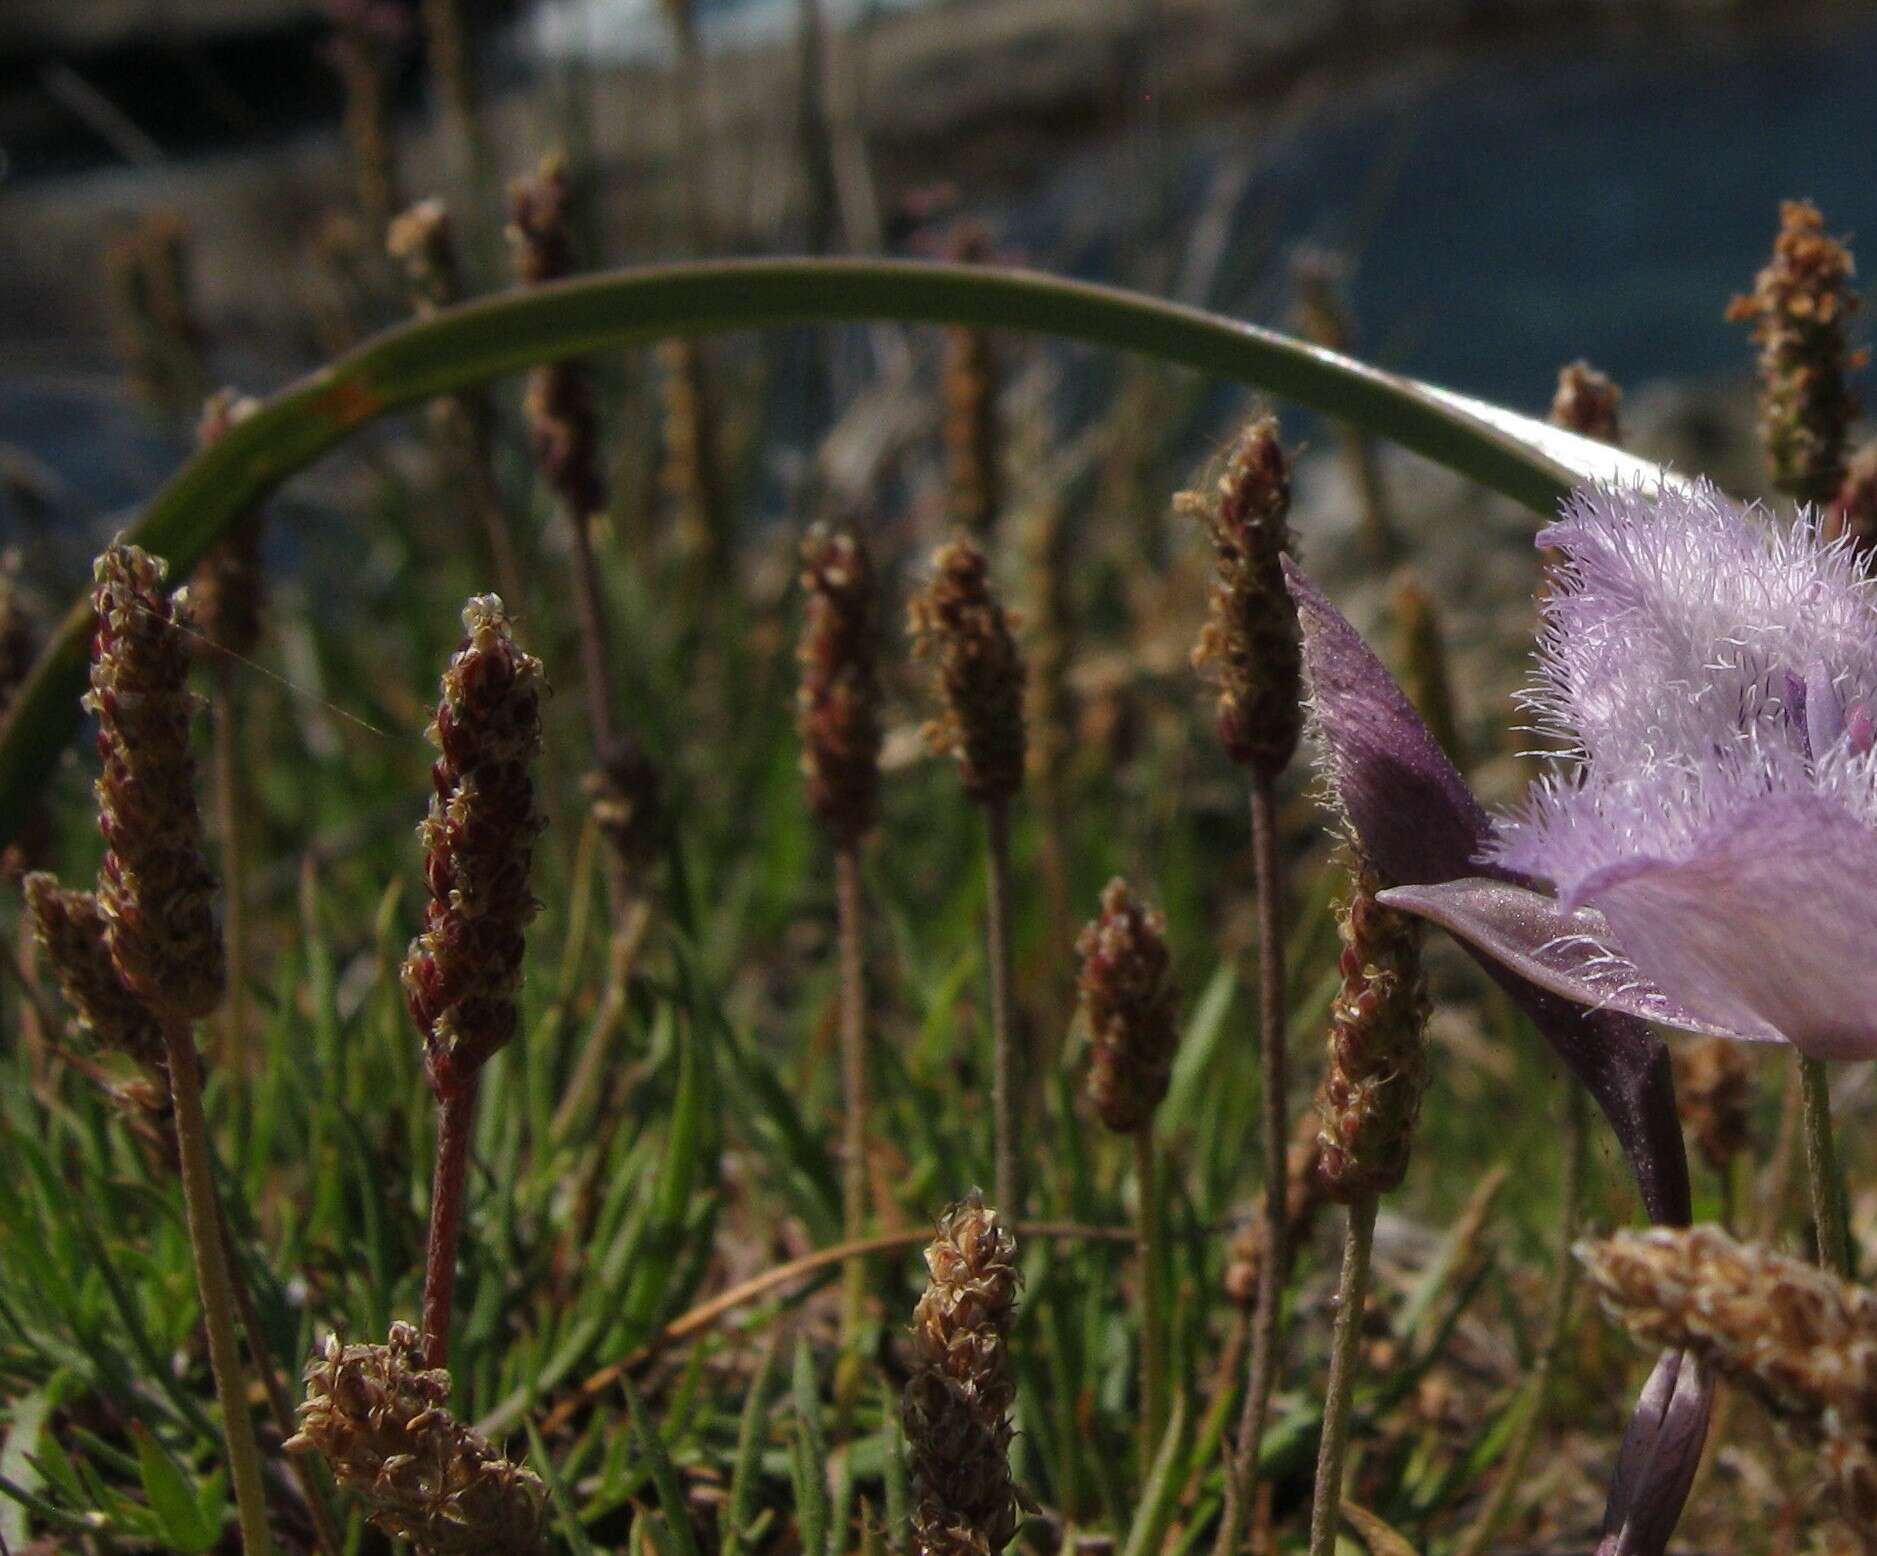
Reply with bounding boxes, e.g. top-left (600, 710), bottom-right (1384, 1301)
top-left (422, 1078), bottom-right (481, 1370)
